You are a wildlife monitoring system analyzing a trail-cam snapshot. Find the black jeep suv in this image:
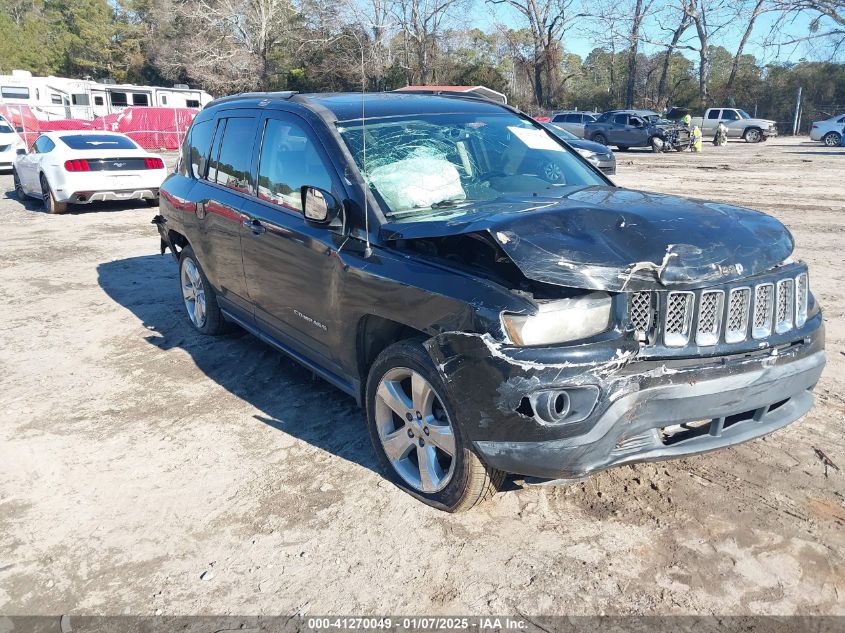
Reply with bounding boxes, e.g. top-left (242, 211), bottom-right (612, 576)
top-left (154, 92), bottom-right (825, 511)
